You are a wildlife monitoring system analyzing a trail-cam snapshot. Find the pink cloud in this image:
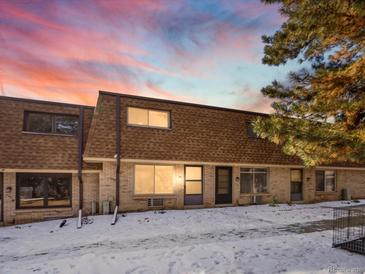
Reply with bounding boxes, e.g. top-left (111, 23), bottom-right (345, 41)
top-left (232, 85), bottom-right (274, 114)
top-left (0, 0), bottom-right (282, 110)
top-left (144, 81), bottom-right (201, 103)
